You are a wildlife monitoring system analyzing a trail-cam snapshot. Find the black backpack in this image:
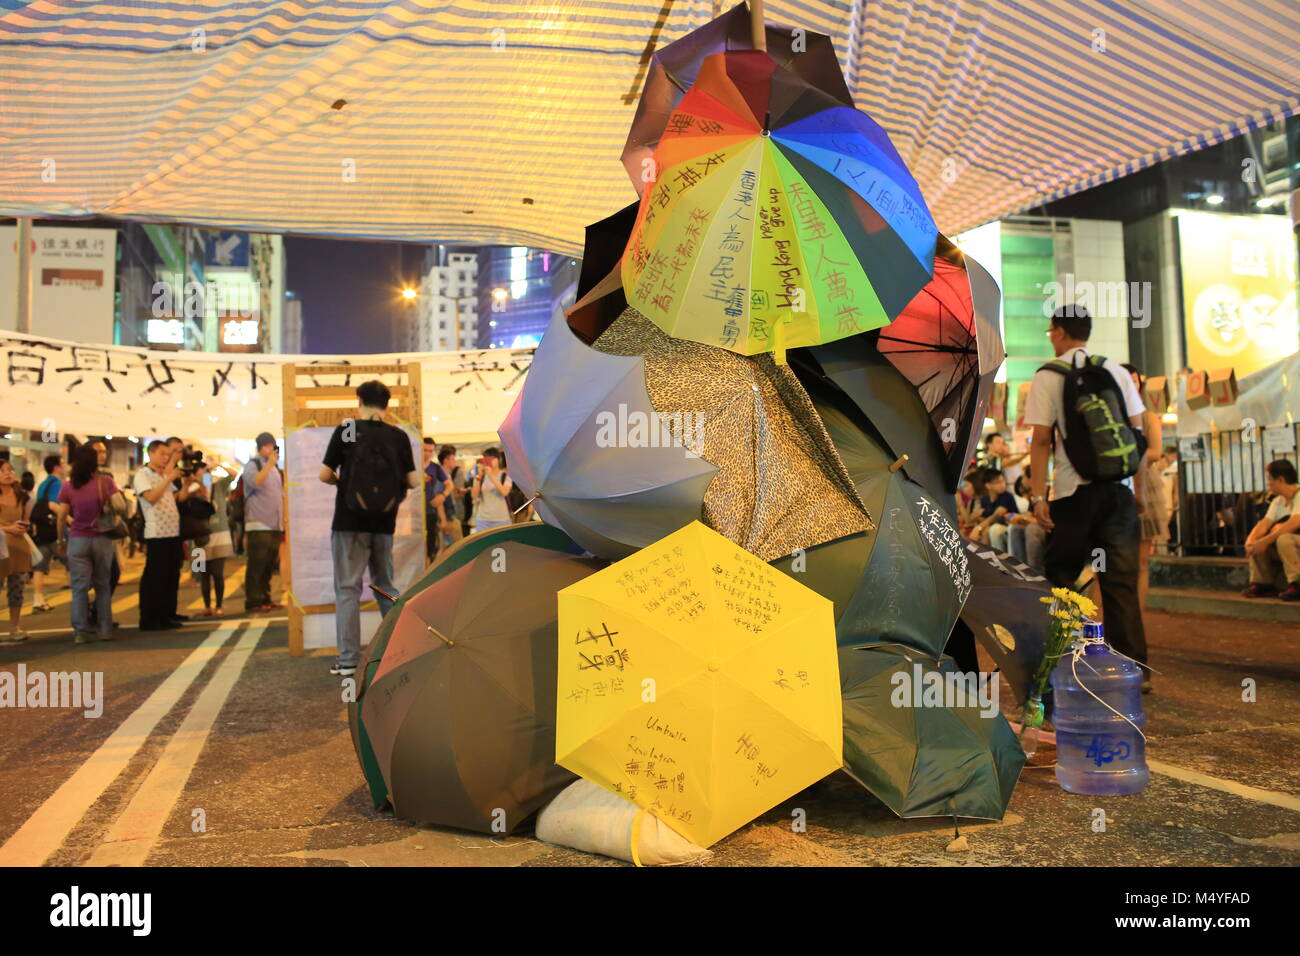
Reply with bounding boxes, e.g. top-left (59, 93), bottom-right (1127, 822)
top-left (1039, 353), bottom-right (1146, 482)
top-left (343, 422), bottom-right (405, 516)
top-left (31, 479), bottom-right (59, 545)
